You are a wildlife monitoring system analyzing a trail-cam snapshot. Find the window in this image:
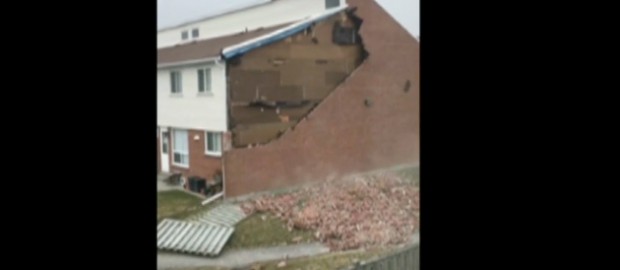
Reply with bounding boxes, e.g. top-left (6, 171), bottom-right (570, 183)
top-left (197, 68), bottom-right (211, 93)
top-left (170, 71), bottom-right (182, 93)
top-left (325, 0), bottom-right (339, 9)
top-left (173, 129), bottom-right (189, 166)
top-left (192, 28), bottom-right (199, 38)
top-left (181, 31), bottom-right (188, 40)
top-left (205, 132), bottom-right (222, 156)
